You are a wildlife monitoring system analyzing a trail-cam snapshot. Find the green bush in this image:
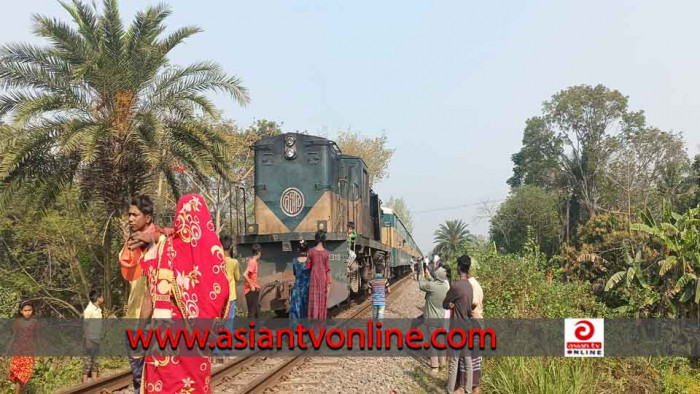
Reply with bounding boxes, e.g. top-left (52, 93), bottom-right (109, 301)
top-left (0, 357), bottom-right (127, 394)
top-left (442, 243), bottom-right (698, 393)
top-left (447, 244), bottom-right (607, 319)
